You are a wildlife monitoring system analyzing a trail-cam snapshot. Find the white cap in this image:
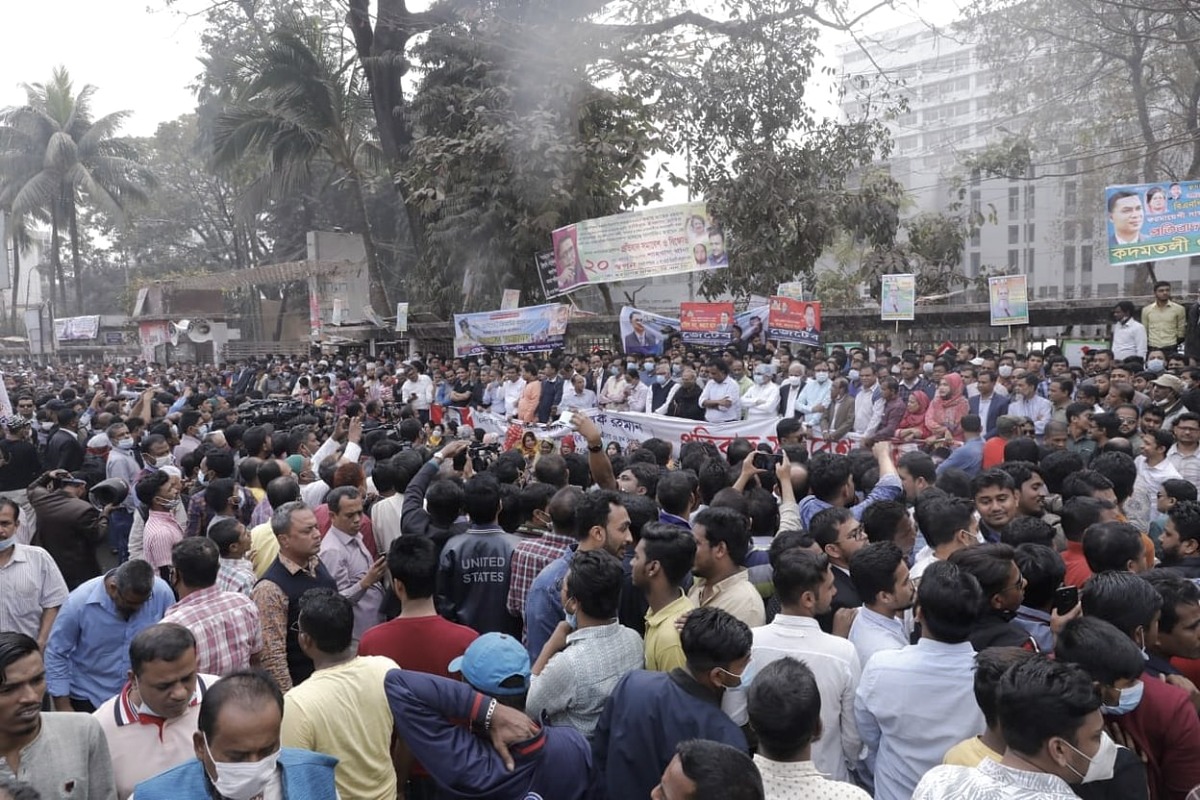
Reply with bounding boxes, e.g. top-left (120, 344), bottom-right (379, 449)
top-left (87, 434), bottom-right (111, 449)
